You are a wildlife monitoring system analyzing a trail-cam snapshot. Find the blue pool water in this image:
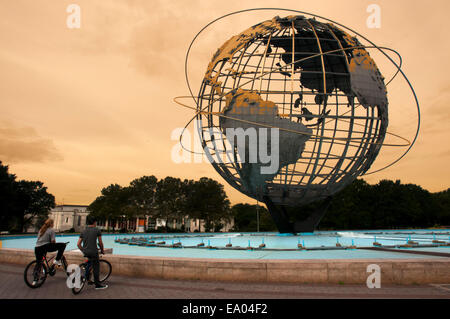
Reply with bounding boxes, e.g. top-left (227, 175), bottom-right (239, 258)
top-left (1, 230), bottom-right (449, 260)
